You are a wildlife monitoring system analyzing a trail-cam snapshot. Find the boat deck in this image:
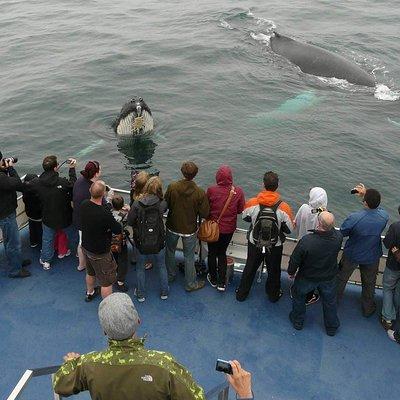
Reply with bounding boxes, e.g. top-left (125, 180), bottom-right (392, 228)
top-left (0, 227), bottom-right (398, 399)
